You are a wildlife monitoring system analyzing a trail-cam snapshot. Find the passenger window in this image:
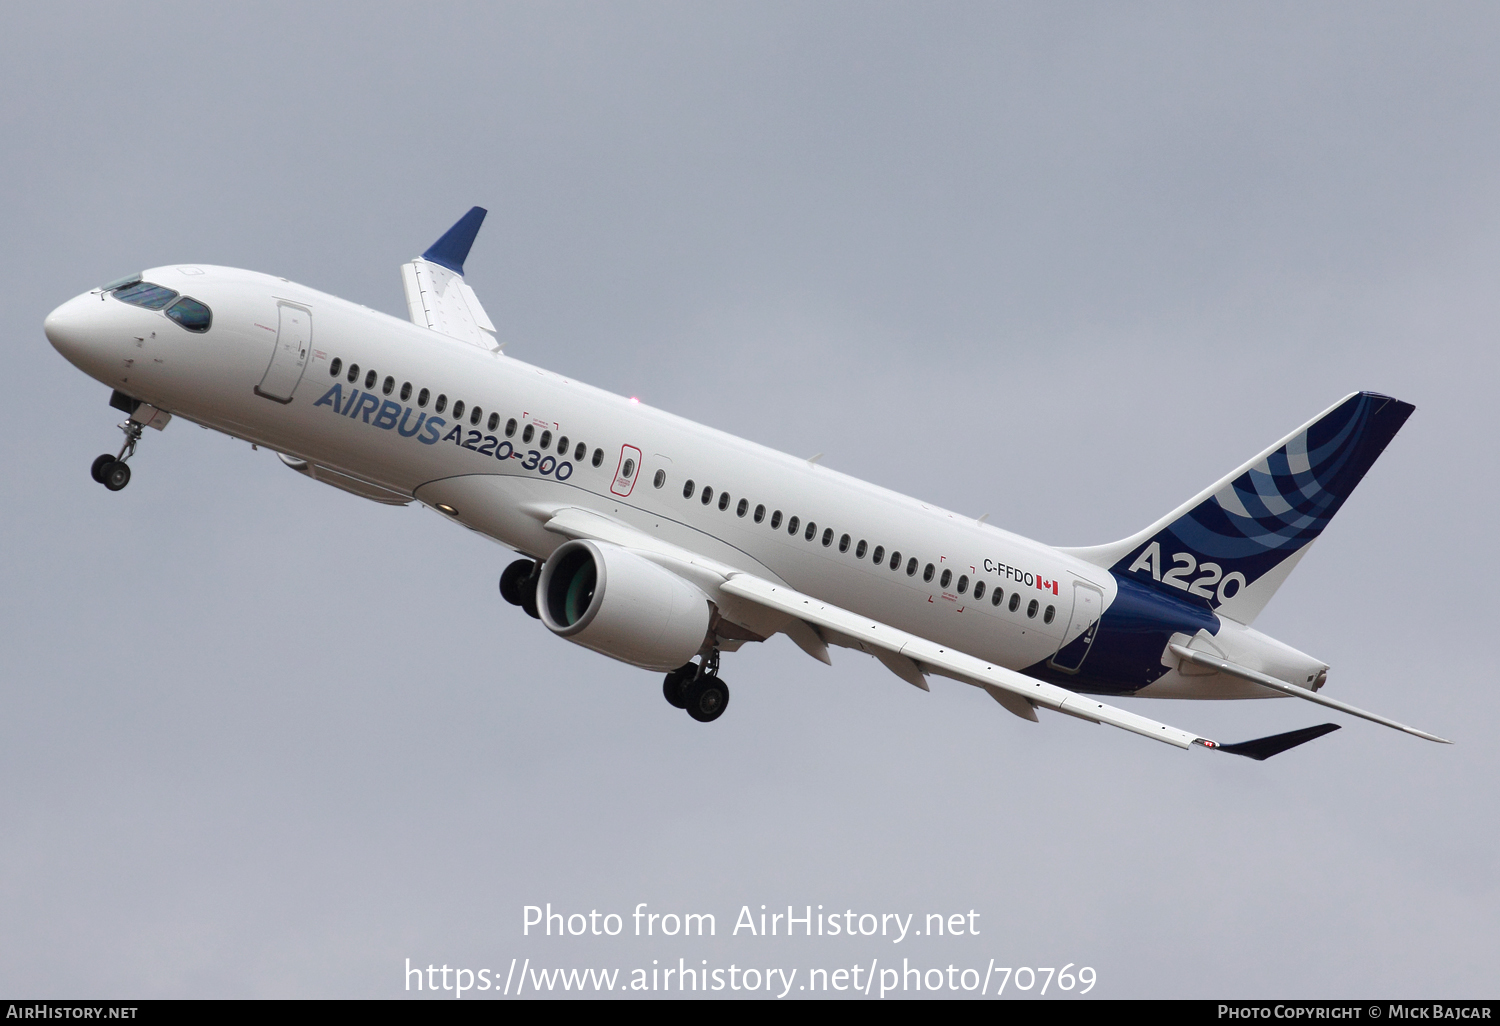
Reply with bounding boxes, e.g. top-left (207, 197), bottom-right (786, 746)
top-left (923, 563), bottom-right (935, 583)
top-left (365, 370), bottom-right (377, 389)
top-left (872, 545), bottom-right (884, 564)
top-left (991, 587), bottom-right (1002, 606)
top-left (654, 470), bottom-right (666, 489)
top-left (754, 504), bottom-right (766, 523)
top-left (805, 521), bottom-right (817, 541)
top-left (592, 448), bottom-right (604, 467)
top-left (823, 529), bottom-right (834, 547)
top-left (839, 534), bottom-right (851, 553)
top-left (855, 540), bottom-right (866, 558)
top-left (1043, 605), bottom-right (1056, 624)
top-left (683, 480), bottom-right (696, 499)
top-left (955, 575), bottom-right (967, 594)
top-left (435, 394), bottom-right (448, 413)
top-left (488, 413), bottom-right (499, 431)
top-left (906, 558), bottom-right (918, 576)
top-left (470, 406), bottom-right (483, 426)
top-left (940, 569), bottom-right (952, 589)
top-left (771, 511), bottom-right (783, 529)
top-left (1009, 593), bottom-right (1021, 613)
top-left (383, 376), bottom-right (395, 396)
top-left (574, 443), bottom-right (586, 460)
top-left (701, 486), bottom-right (713, 505)
top-left (453, 400), bottom-right (465, 420)
top-left (718, 492), bottom-right (730, 511)
top-left (787, 516), bottom-right (800, 535)
top-left (622, 458), bottom-right (635, 478)
top-left (538, 429), bottom-right (551, 449)
top-left (329, 358), bottom-right (342, 377)
top-left (418, 388), bottom-right (430, 408)
top-left (347, 364), bottom-right (359, 383)
top-left (521, 424), bottom-right (533, 443)
top-left (558, 436), bottom-right (569, 454)
top-left (401, 382), bottom-right (413, 402)
top-left (737, 499), bottom-right (749, 518)
top-left (112, 281), bottom-right (178, 310)
top-left (973, 580), bottom-right (984, 599)
top-left (1027, 599), bottom-right (1039, 619)
top-left (505, 418), bottom-right (517, 437)
top-left (889, 550), bottom-right (900, 570)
